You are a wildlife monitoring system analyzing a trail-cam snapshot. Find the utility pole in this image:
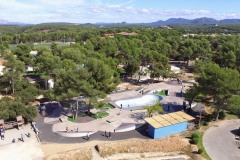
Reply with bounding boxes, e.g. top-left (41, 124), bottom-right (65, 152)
top-left (75, 99), bottom-right (79, 120)
top-left (198, 107), bottom-right (204, 129)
